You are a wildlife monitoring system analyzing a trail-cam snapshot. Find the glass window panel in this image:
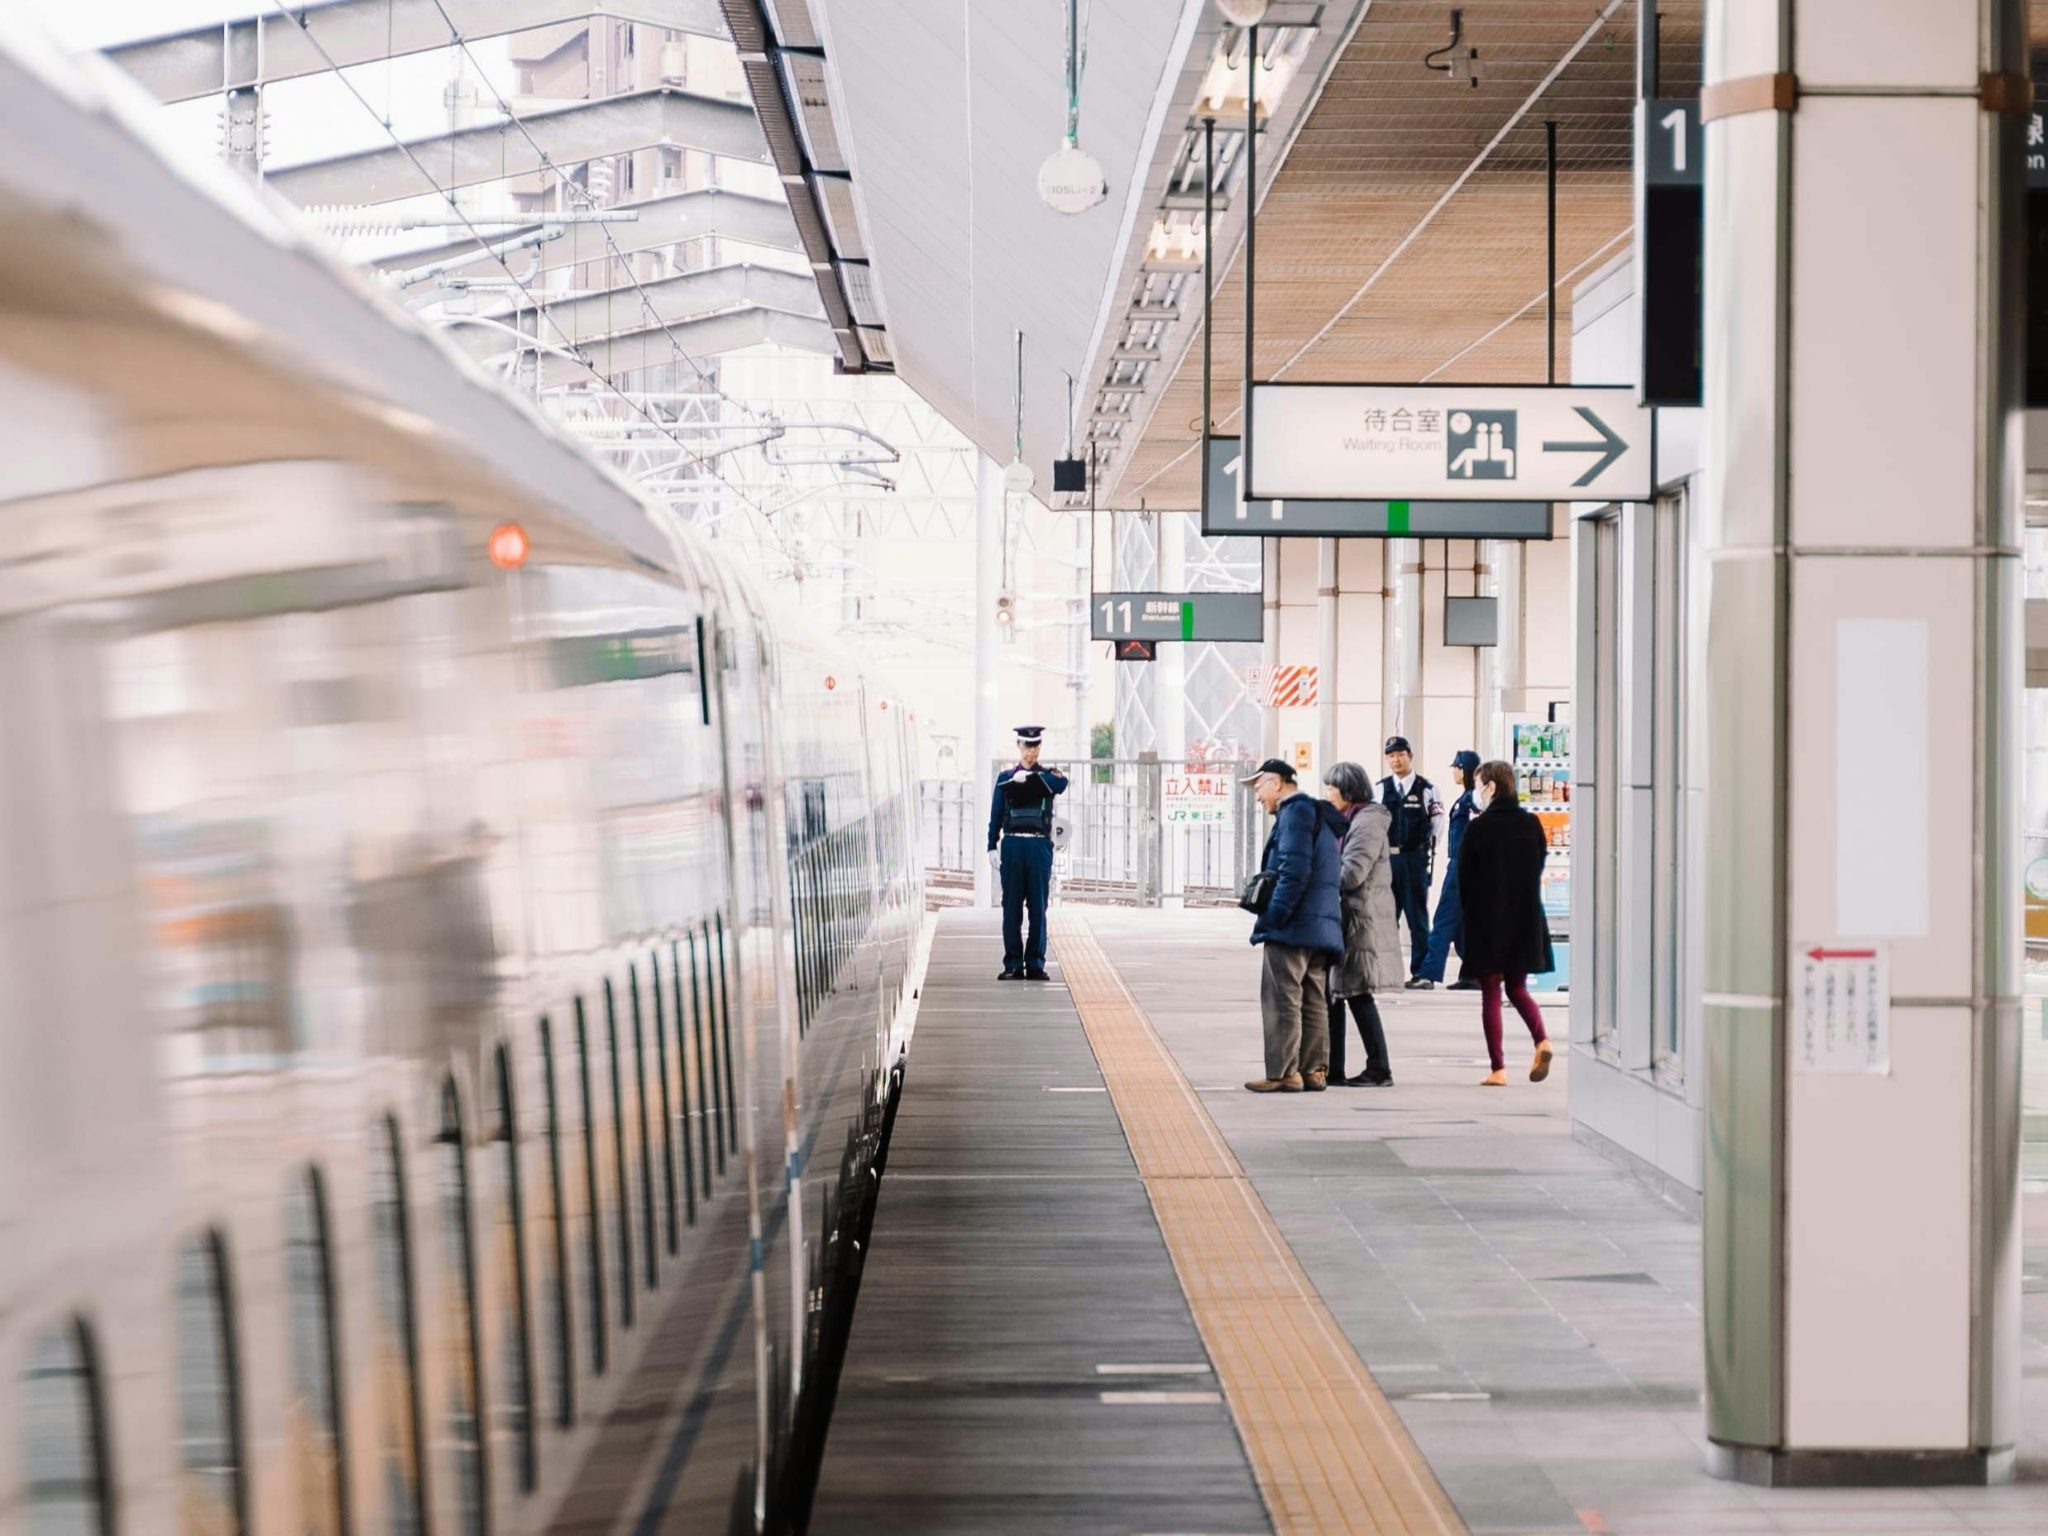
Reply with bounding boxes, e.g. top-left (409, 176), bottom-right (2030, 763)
top-left (538, 1019), bottom-right (574, 1425)
top-left (175, 1233), bottom-right (244, 1536)
top-left (21, 1321), bottom-right (111, 1536)
top-left (437, 1082), bottom-right (488, 1536)
top-left (490, 1050), bottom-right (536, 1492)
top-left (285, 1172), bottom-right (348, 1536)
top-left (573, 1000), bottom-right (608, 1374)
top-left (369, 1117), bottom-right (426, 1536)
